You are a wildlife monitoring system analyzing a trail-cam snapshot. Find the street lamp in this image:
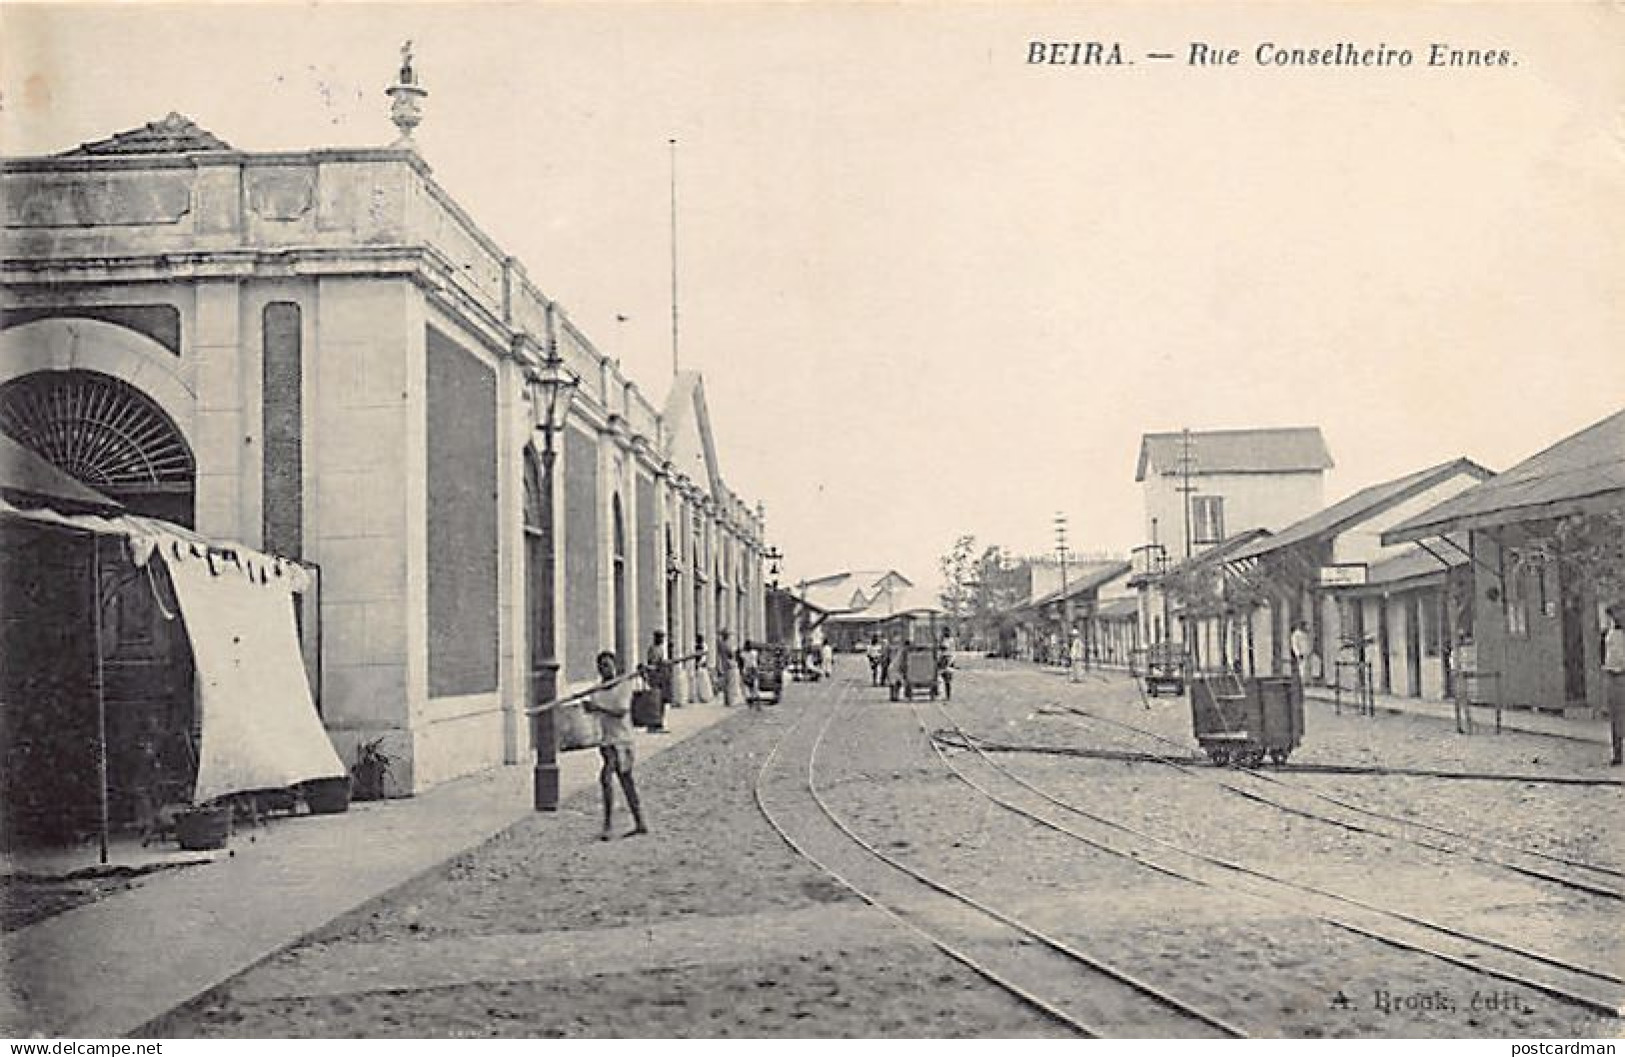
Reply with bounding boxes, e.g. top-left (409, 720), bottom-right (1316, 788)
top-left (526, 342), bottom-right (580, 812)
top-left (763, 545), bottom-right (784, 643)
